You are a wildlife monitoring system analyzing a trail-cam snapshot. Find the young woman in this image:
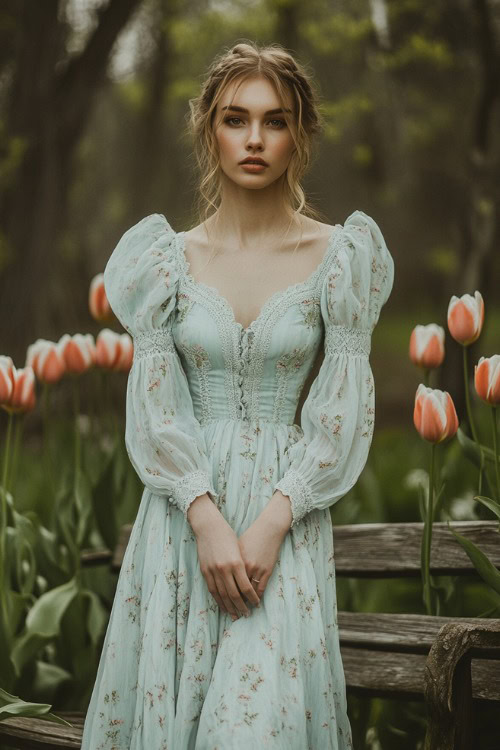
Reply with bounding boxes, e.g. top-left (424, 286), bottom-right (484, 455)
top-left (81, 41), bottom-right (394, 749)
